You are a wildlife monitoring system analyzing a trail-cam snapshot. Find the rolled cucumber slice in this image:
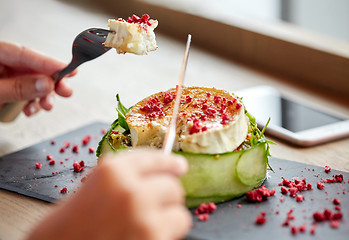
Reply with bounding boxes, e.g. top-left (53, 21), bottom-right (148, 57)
top-left (236, 143), bottom-right (267, 186)
top-left (177, 143), bottom-right (267, 207)
top-left (97, 122), bottom-right (269, 208)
